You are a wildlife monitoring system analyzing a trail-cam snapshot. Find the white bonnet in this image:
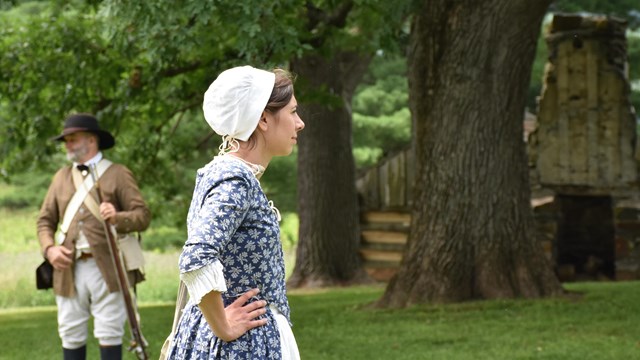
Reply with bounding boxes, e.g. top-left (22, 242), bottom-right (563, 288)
top-left (203, 66), bottom-right (276, 141)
